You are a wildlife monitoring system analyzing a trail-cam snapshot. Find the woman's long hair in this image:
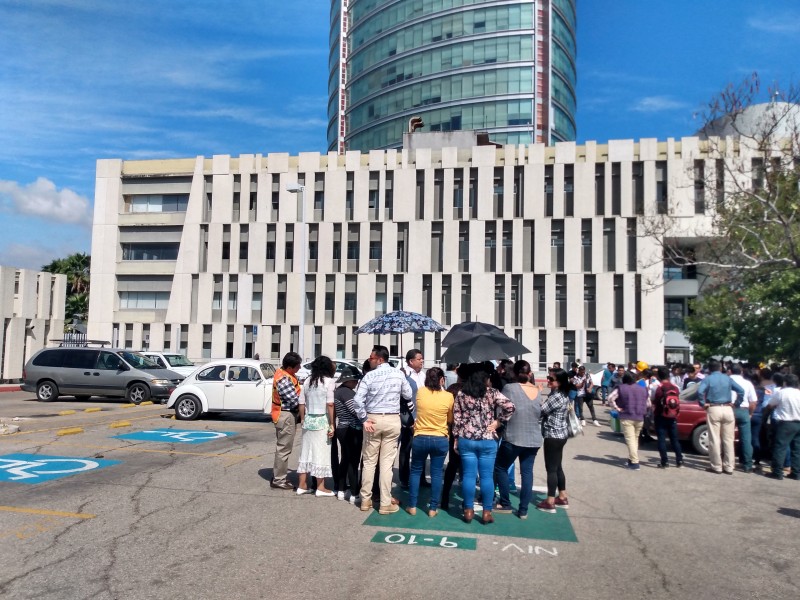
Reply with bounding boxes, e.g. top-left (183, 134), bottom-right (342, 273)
top-left (308, 356), bottom-right (335, 389)
top-left (425, 367), bottom-right (444, 391)
top-left (461, 370), bottom-right (488, 399)
top-left (551, 369), bottom-right (572, 394)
